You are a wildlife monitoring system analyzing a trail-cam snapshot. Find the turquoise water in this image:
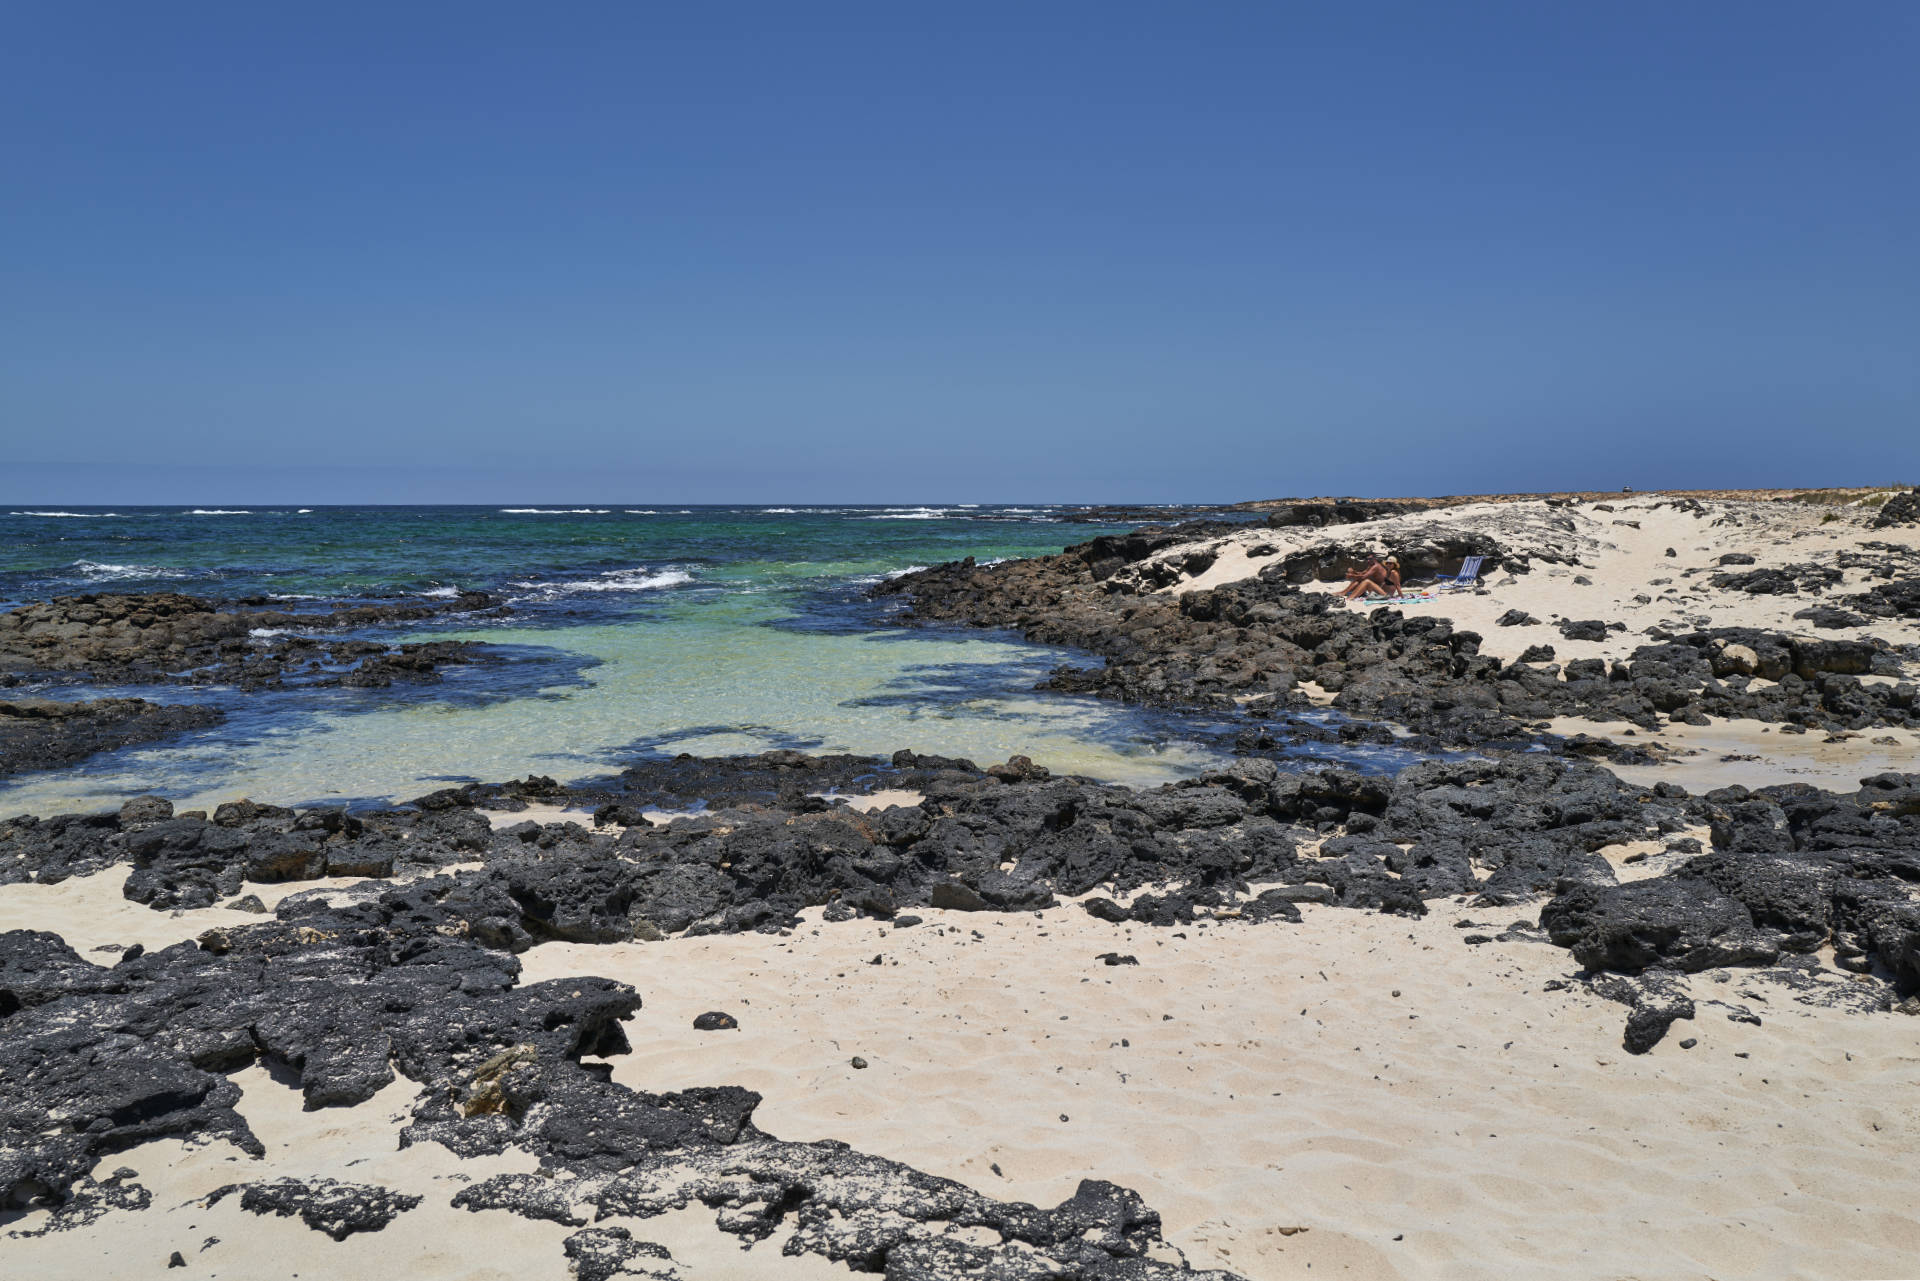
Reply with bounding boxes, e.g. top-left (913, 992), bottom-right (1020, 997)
top-left (1, 505), bottom-right (1254, 814)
